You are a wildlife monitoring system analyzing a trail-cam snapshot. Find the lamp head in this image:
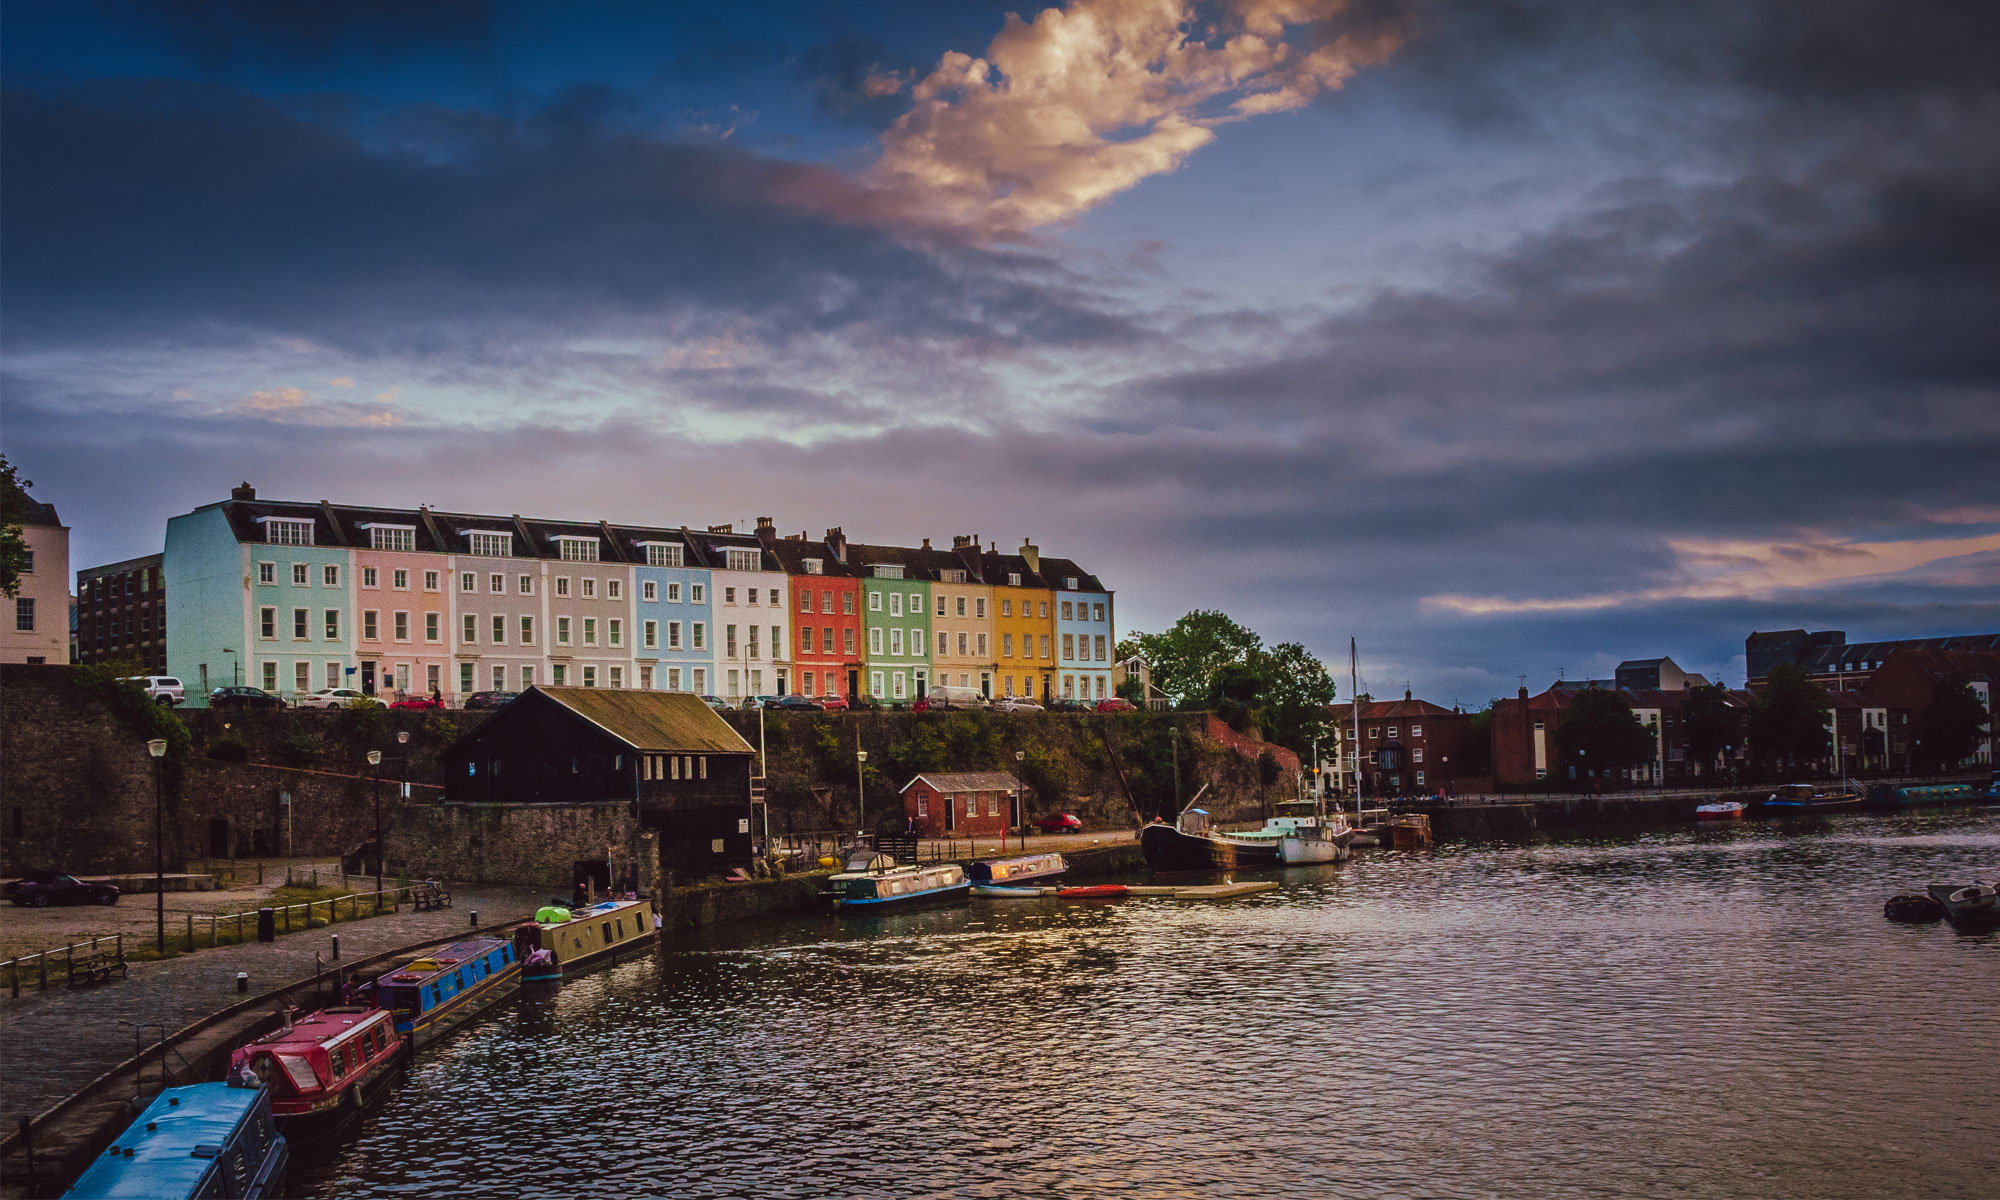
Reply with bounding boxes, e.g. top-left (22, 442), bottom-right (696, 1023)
top-left (397, 731), bottom-right (410, 745)
top-left (146, 738), bottom-right (168, 758)
top-left (366, 750), bottom-right (383, 766)
top-left (856, 750), bottom-right (868, 763)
